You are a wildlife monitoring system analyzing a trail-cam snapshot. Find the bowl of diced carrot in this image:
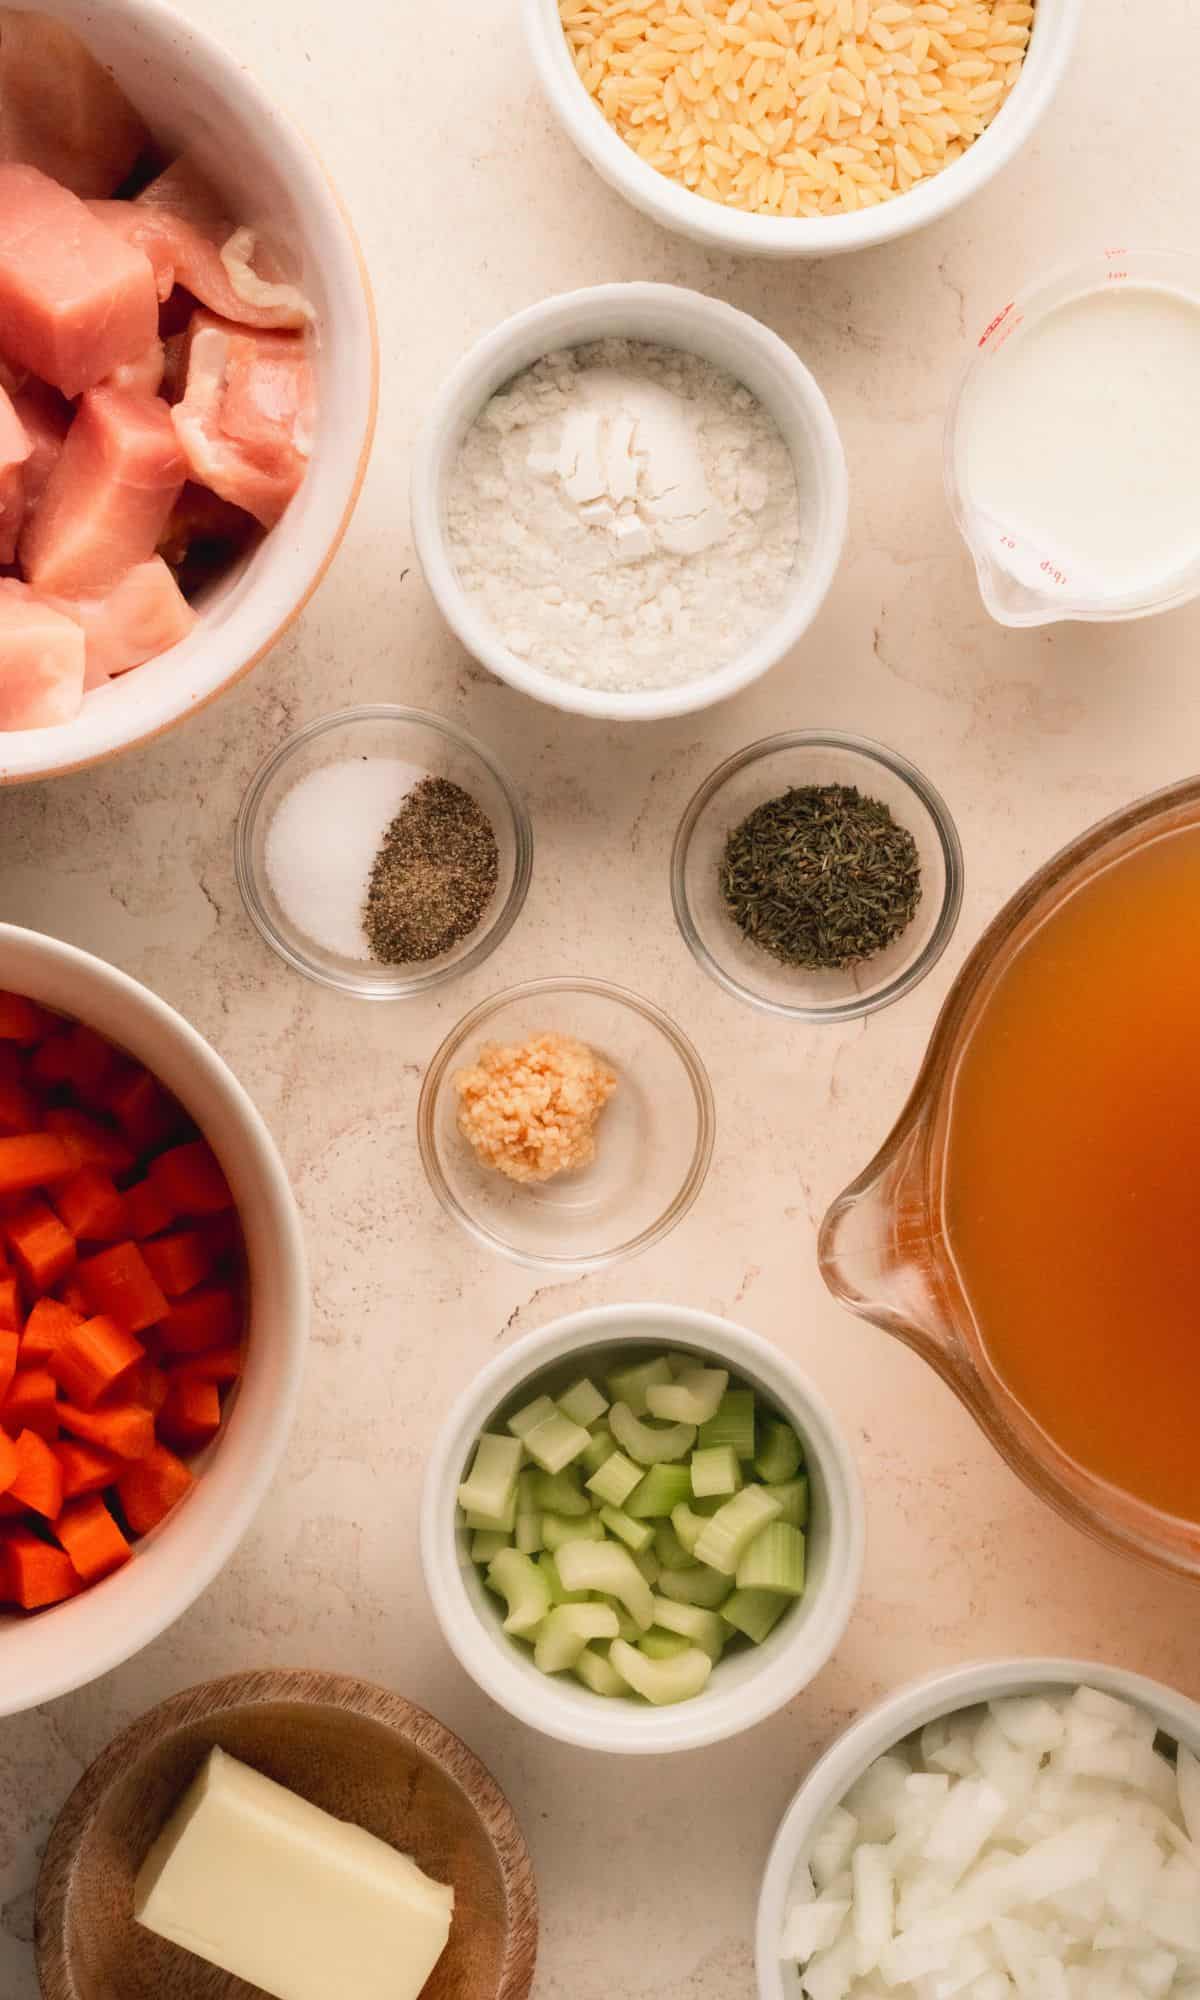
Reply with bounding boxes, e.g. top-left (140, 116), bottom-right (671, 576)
top-left (0, 923), bottom-right (306, 1715)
